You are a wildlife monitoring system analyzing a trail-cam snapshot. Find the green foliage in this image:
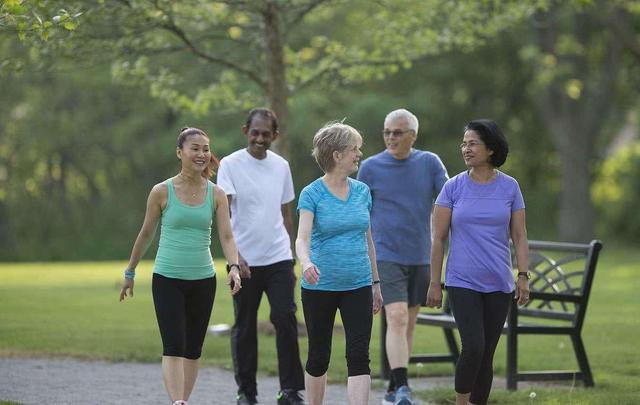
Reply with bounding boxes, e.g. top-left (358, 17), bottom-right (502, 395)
top-left (0, 0), bottom-right (81, 41)
top-left (592, 142), bottom-right (640, 243)
top-left (2, 0), bottom-right (640, 258)
top-left (17, 0), bottom-right (546, 116)
top-left (0, 65), bottom-right (179, 260)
